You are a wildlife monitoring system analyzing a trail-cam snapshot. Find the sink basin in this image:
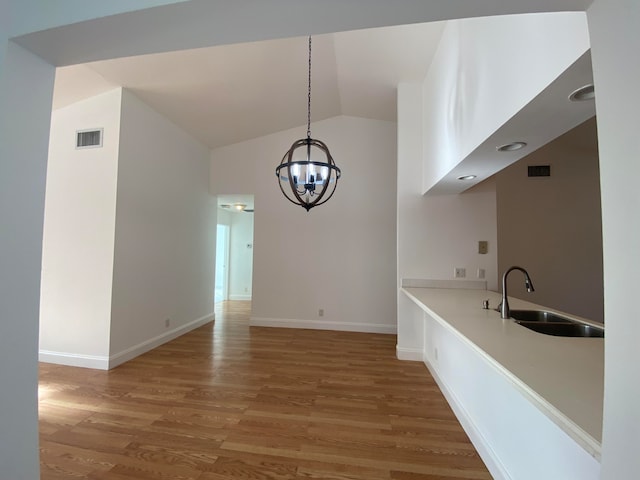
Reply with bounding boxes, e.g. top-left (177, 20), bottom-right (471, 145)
top-left (516, 321), bottom-right (604, 338)
top-left (509, 310), bottom-right (604, 338)
top-left (510, 310), bottom-right (570, 323)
